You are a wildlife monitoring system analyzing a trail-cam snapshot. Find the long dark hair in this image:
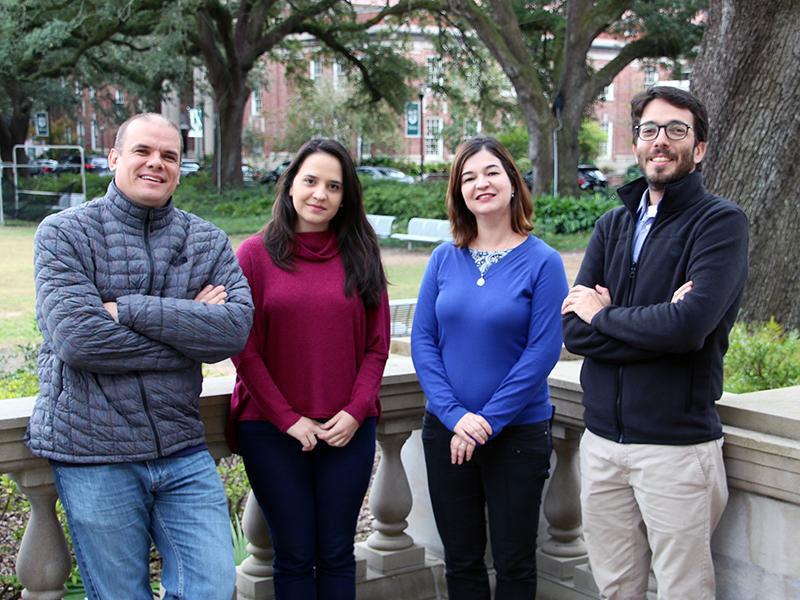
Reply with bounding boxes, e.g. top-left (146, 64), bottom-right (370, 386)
top-left (447, 136), bottom-right (533, 248)
top-left (262, 138), bottom-right (387, 308)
